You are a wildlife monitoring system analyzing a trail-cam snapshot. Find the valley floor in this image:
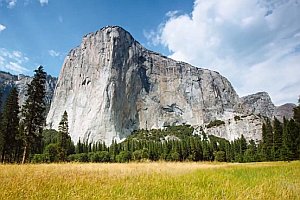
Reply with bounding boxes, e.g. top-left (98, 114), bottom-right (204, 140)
top-left (0, 161), bottom-right (299, 199)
